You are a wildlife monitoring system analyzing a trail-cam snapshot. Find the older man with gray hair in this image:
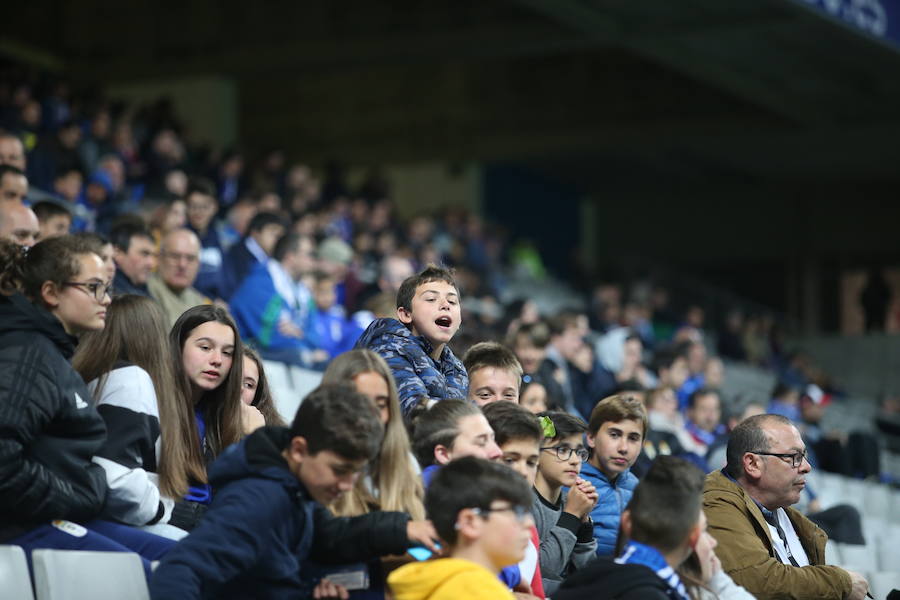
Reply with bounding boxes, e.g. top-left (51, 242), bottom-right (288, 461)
top-left (148, 228), bottom-right (210, 326)
top-left (703, 414), bottom-right (868, 600)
